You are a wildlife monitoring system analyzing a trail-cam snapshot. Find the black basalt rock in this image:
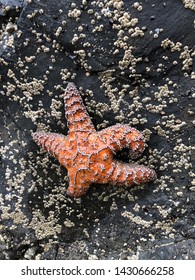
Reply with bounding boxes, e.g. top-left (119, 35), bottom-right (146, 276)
top-left (0, 0), bottom-right (195, 260)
